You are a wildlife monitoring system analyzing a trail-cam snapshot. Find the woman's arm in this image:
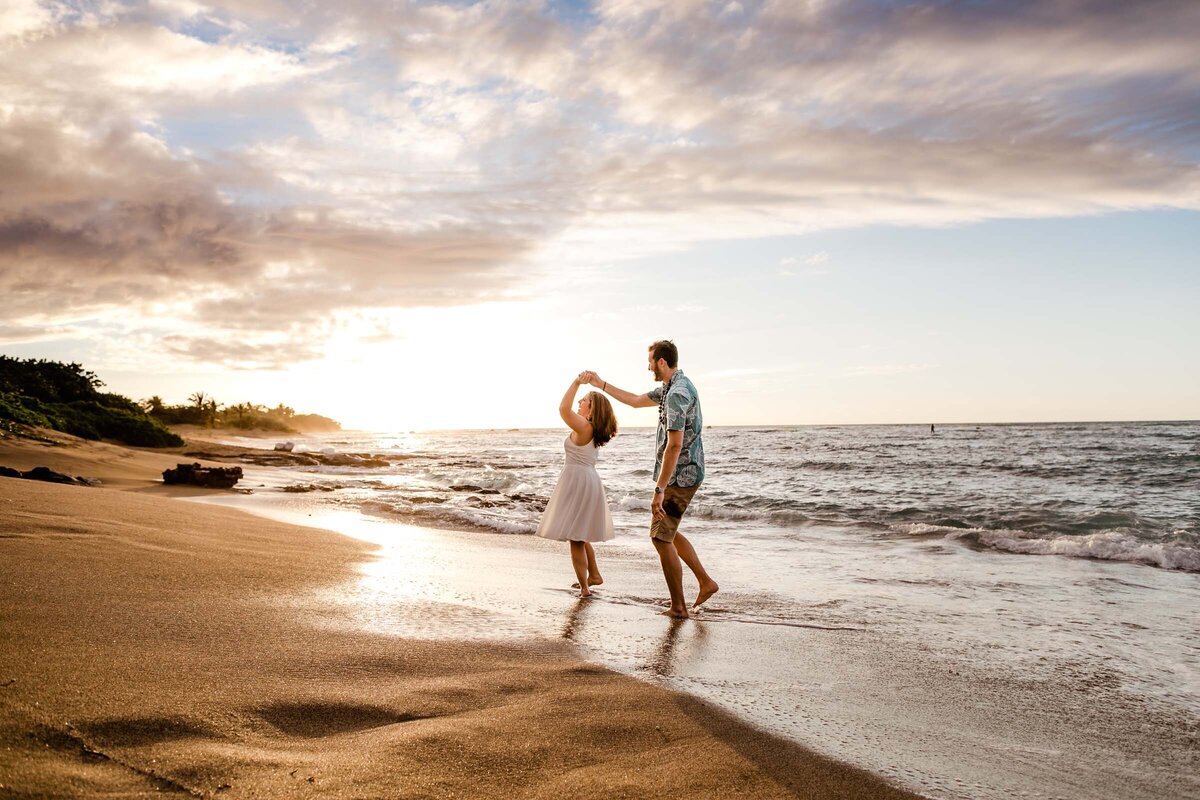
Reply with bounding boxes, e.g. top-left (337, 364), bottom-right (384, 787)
top-left (559, 378), bottom-right (594, 443)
